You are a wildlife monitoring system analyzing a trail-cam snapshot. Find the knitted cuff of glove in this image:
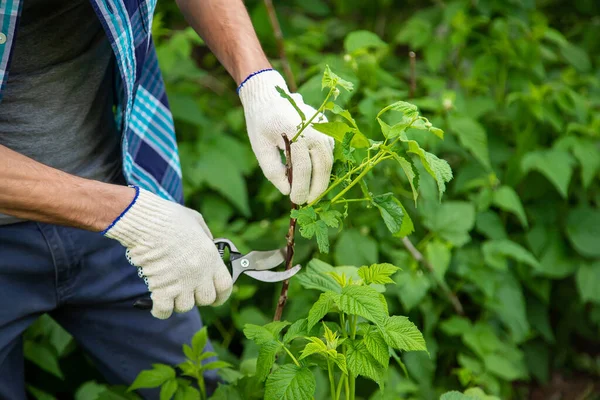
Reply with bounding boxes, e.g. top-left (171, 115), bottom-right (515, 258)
top-left (102, 187), bottom-right (171, 247)
top-left (238, 69), bottom-right (288, 107)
